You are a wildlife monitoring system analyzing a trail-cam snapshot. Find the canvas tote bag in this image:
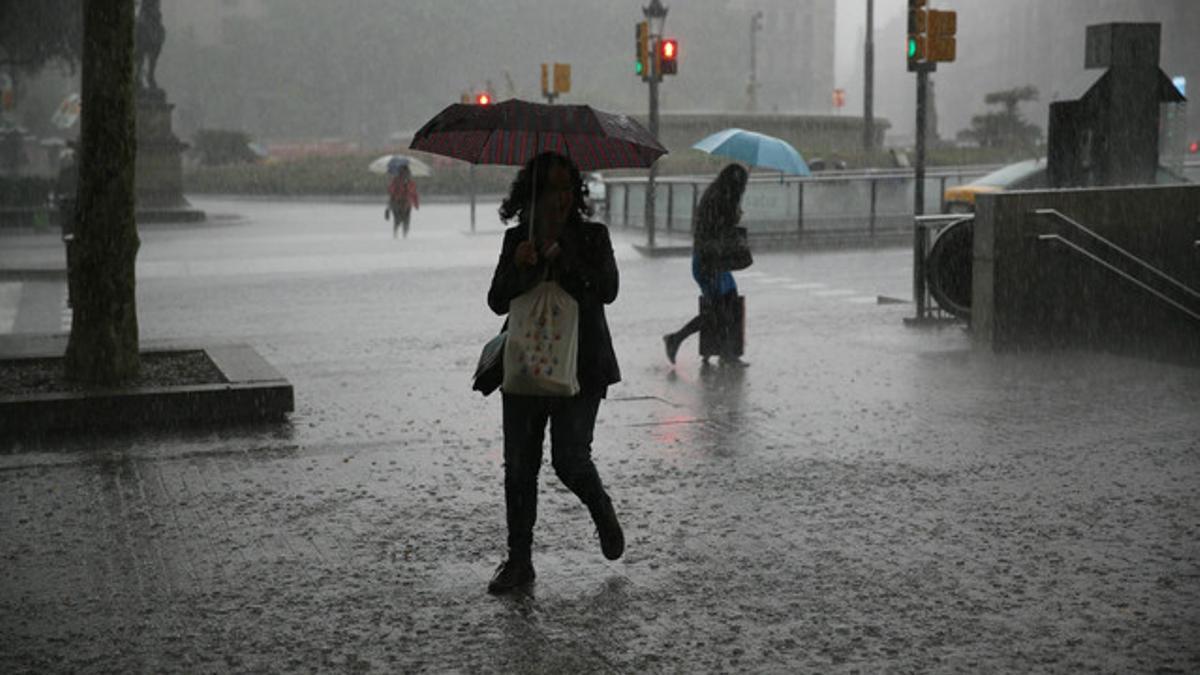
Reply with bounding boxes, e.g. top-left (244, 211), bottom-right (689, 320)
top-left (502, 280), bottom-right (580, 396)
